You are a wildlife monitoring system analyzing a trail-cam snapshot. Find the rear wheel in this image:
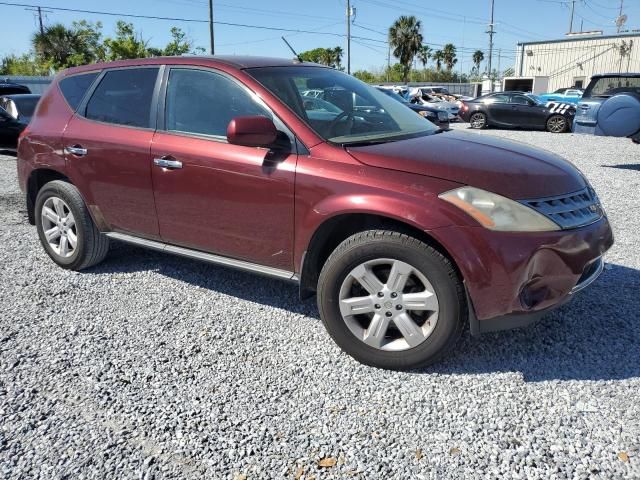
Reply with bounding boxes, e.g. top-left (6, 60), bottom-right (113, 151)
top-left (546, 114), bottom-right (567, 133)
top-left (469, 112), bottom-right (487, 129)
top-left (317, 230), bottom-right (465, 370)
top-left (35, 180), bottom-right (109, 270)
